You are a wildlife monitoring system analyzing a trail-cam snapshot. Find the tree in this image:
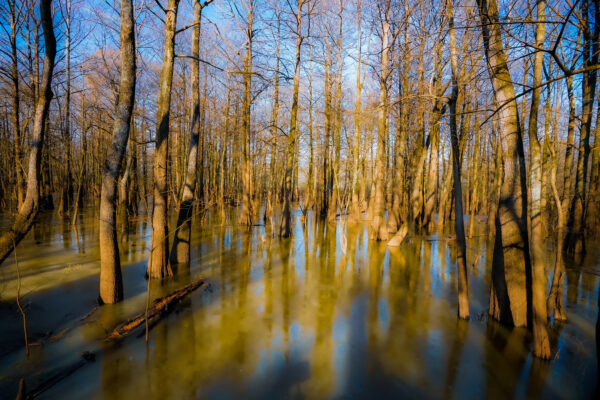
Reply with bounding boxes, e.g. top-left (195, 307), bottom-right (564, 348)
top-left (447, 0), bottom-right (469, 320)
top-left (280, 0), bottom-right (304, 238)
top-left (148, 0), bottom-right (180, 279)
top-left (170, 0), bottom-right (214, 268)
top-left (98, 0), bottom-right (137, 304)
top-left (476, 0), bottom-right (530, 328)
top-left (564, 0), bottom-right (599, 257)
top-left (238, 0), bottom-right (255, 228)
top-left (525, 0), bottom-right (550, 358)
top-left (0, 0), bottom-right (56, 266)
top-left (369, 0), bottom-right (390, 242)
top-left (349, 0), bottom-right (363, 223)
